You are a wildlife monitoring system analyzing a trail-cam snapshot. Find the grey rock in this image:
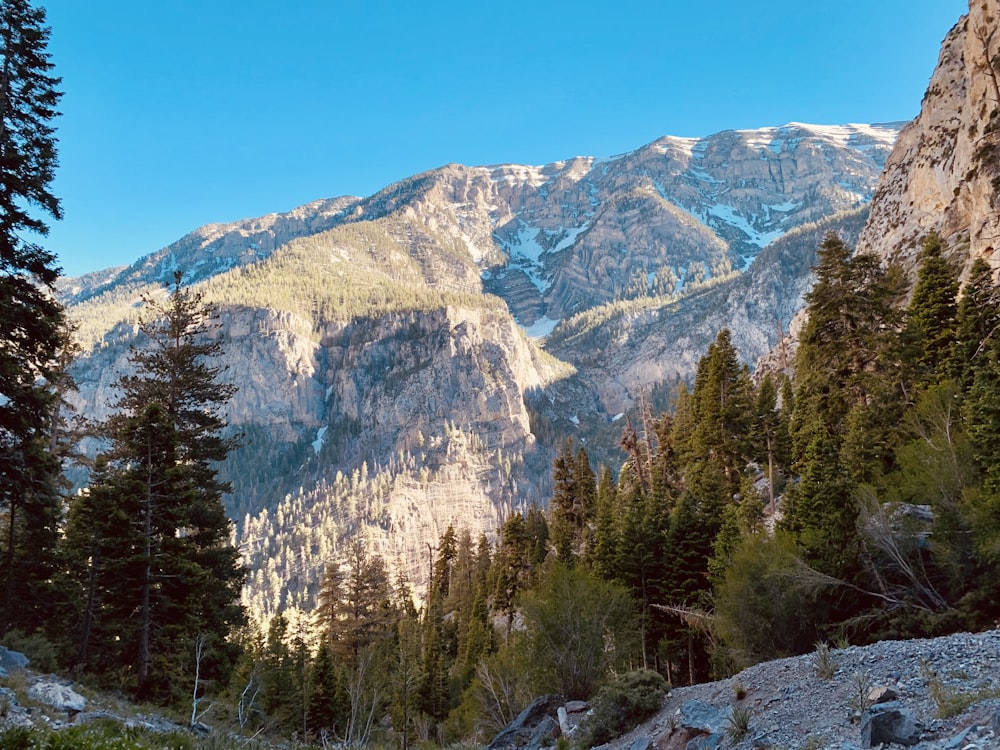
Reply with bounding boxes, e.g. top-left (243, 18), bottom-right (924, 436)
top-left (861, 705), bottom-right (921, 747)
top-left (557, 705), bottom-right (570, 735)
top-left (27, 682), bottom-right (86, 714)
top-left (0, 646), bottom-right (29, 673)
top-left (526, 715), bottom-right (559, 750)
top-left (868, 685), bottom-right (899, 705)
top-left (486, 694), bottom-right (564, 750)
top-left (565, 700), bottom-right (588, 713)
top-left (940, 725), bottom-right (975, 749)
top-left (678, 700), bottom-right (731, 734)
top-left (629, 737), bottom-right (652, 750)
top-left (685, 733), bottom-right (723, 750)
